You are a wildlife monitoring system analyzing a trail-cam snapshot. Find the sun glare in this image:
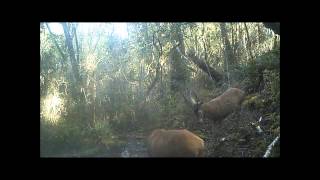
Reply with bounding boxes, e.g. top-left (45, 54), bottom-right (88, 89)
top-left (46, 23), bottom-right (64, 34)
top-left (45, 22), bottom-right (128, 39)
top-left (41, 92), bottom-right (64, 124)
top-left (83, 53), bottom-right (97, 72)
top-left (113, 23), bottom-right (128, 39)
